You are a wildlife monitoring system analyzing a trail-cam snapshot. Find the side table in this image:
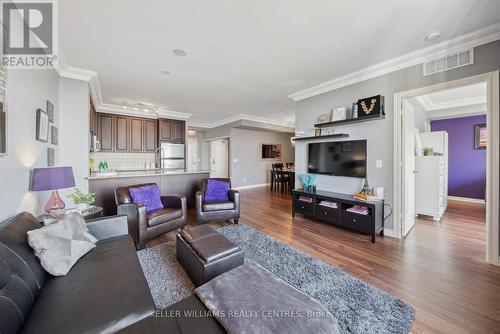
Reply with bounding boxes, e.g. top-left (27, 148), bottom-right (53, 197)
top-left (37, 206), bottom-right (104, 225)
